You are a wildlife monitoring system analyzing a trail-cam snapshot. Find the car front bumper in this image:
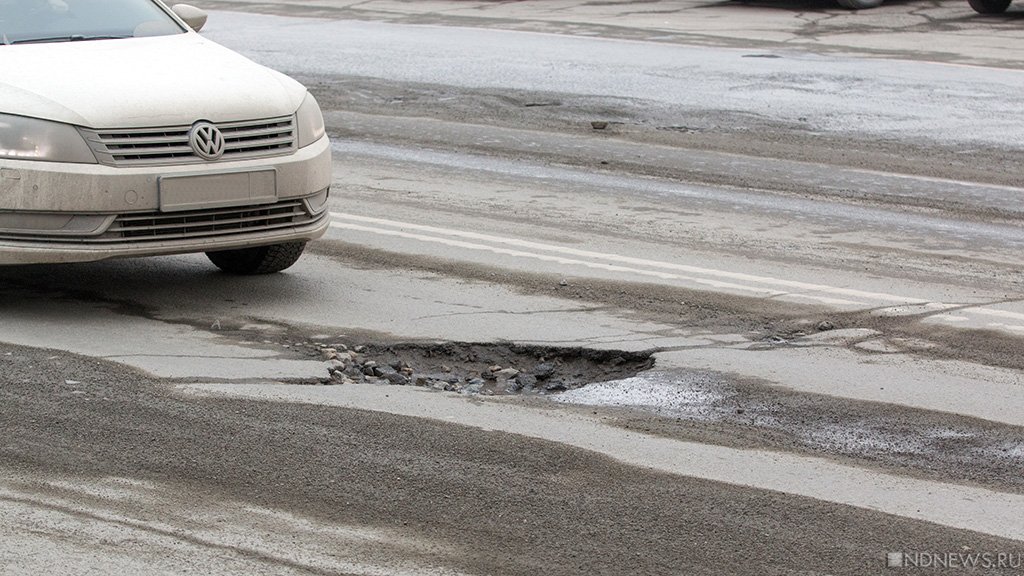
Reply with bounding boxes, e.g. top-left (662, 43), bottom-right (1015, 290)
top-left (0, 135), bottom-right (332, 265)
